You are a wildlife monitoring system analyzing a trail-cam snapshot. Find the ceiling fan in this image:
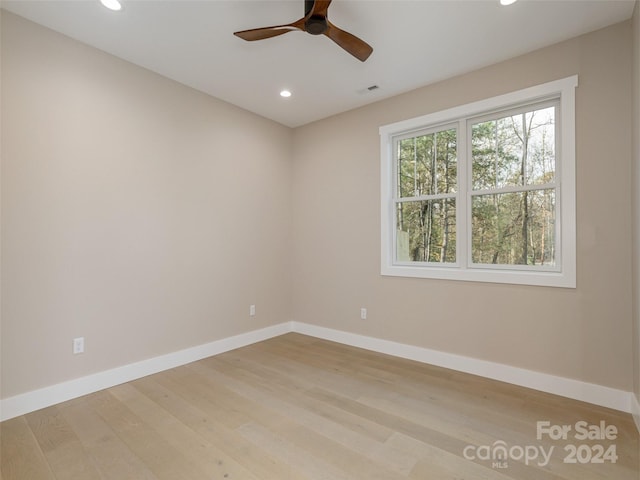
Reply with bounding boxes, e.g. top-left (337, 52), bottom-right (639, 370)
top-left (233, 0), bottom-right (373, 62)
